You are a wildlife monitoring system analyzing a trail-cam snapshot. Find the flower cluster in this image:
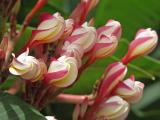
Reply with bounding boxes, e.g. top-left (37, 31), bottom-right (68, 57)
top-left (4, 0), bottom-right (158, 120)
top-left (74, 28), bottom-right (157, 120)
